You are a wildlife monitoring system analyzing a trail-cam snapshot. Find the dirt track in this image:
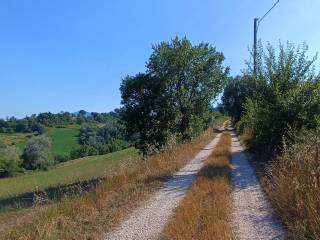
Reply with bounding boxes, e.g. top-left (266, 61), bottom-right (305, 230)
top-left (230, 130), bottom-right (285, 239)
top-left (105, 132), bottom-right (222, 240)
